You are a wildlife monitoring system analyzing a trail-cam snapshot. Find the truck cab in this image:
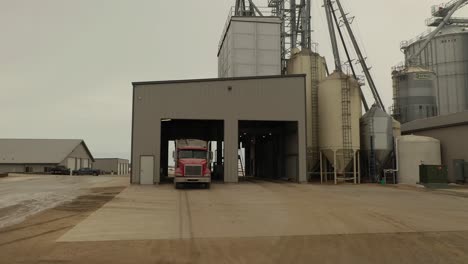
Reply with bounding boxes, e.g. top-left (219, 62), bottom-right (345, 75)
top-left (173, 139), bottom-right (212, 189)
